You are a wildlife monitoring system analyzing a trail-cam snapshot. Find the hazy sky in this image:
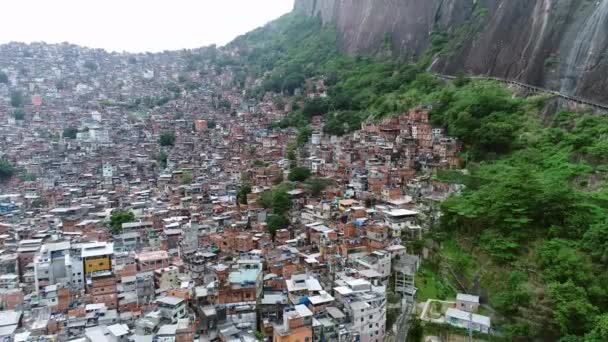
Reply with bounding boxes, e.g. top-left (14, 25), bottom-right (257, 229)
top-left (0, 0), bottom-right (294, 53)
